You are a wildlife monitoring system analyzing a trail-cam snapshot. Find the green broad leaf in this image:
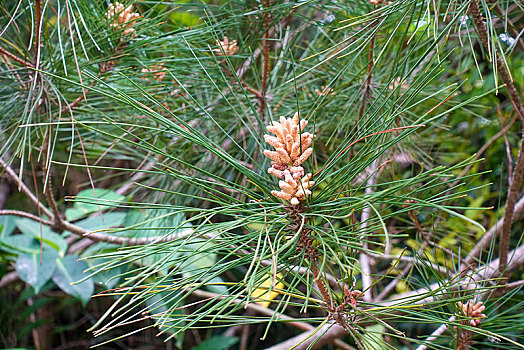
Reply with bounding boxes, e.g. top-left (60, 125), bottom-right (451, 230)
top-left (0, 215), bottom-right (16, 237)
top-left (190, 336), bottom-right (238, 350)
top-left (170, 11), bottom-right (200, 27)
top-left (145, 290), bottom-right (185, 347)
top-left (0, 234), bottom-right (42, 255)
top-left (86, 258), bottom-right (124, 289)
top-left (52, 255), bottom-right (94, 306)
top-left (65, 188), bottom-right (125, 221)
top-left (64, 207), bottom-right (88, 221)
top-left (15, 250), bottom-right (59, 294)
top-left (363, 324), bottom-right (387, 350)
top-left (181, 240), bottom-right (227, 294)
top-left (14, 218), bottom-right (68, 257)
top-left (74, 212), bottom-right (127, 232)
top-left (81, 241), bottom-right (120, 256)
